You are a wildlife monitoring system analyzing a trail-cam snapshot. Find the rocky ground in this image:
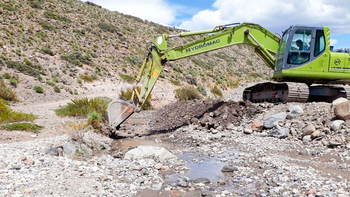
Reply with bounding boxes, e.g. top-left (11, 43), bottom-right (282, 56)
top-left (2, 97), bottom-right (350, 196)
